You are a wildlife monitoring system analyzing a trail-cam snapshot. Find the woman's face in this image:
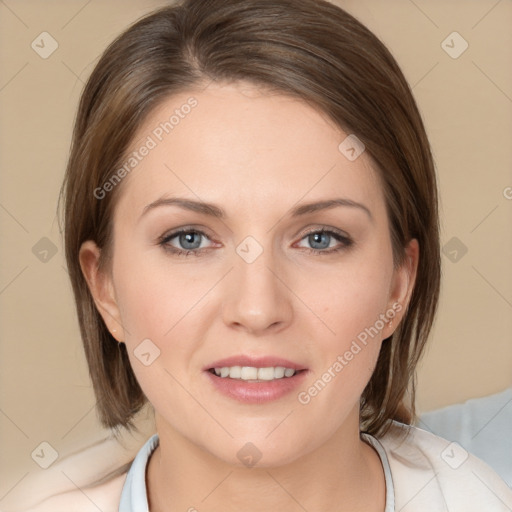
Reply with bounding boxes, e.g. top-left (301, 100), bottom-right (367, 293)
top-left (83, 81), bottom-right (416, 467)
